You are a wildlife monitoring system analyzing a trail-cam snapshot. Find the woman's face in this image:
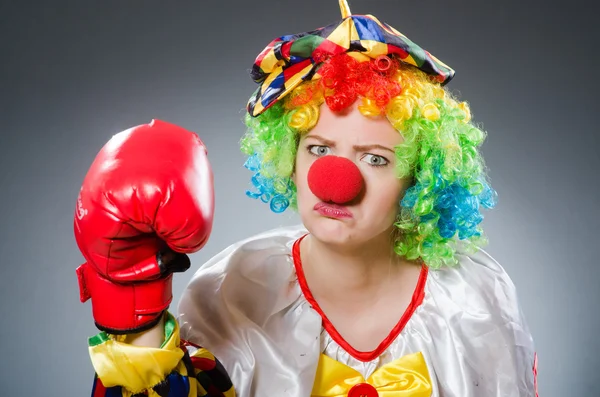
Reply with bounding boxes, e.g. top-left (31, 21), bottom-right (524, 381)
top-left (294, 101), bottom-right (413, 248)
